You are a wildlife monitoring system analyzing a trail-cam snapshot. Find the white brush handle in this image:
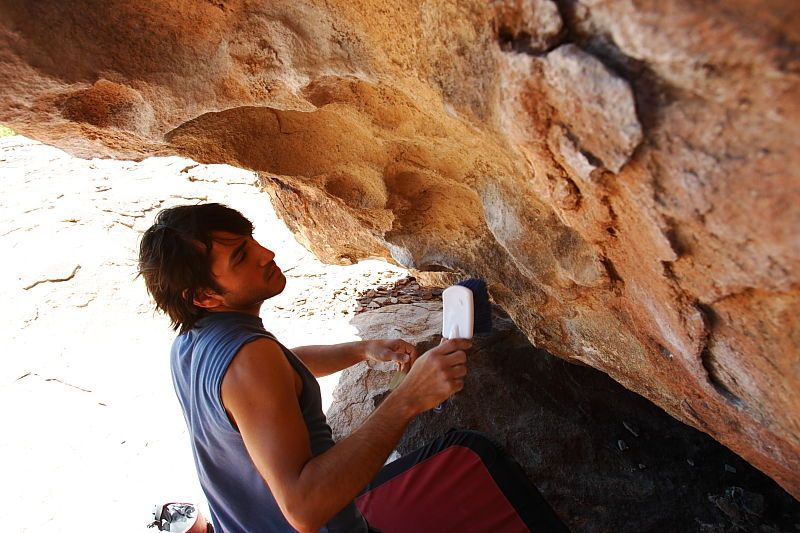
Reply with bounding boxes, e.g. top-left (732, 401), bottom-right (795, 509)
top-left (442, 285), bottom-right (474, 340)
